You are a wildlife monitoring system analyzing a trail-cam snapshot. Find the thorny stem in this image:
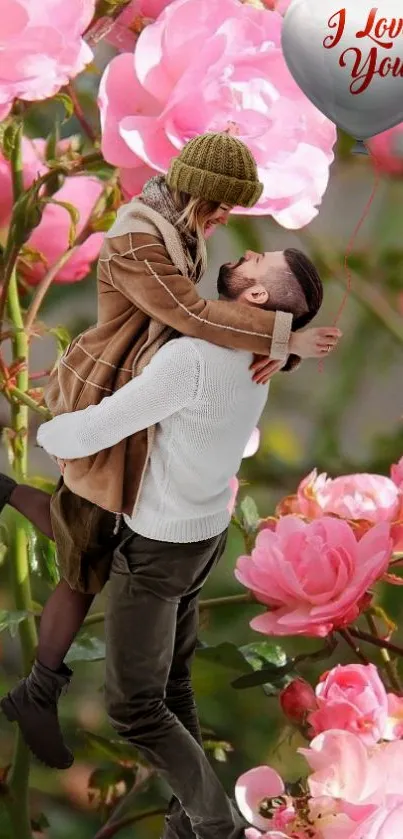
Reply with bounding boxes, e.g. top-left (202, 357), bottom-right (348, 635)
top-left (338, 628), bottom-right (370, 665)
top-left (66, 83), bottom-right (98, 143)
top-left (365, 613), bottom-right (402, 694)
